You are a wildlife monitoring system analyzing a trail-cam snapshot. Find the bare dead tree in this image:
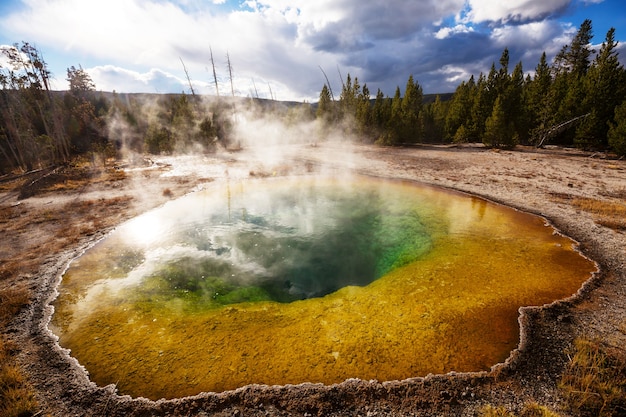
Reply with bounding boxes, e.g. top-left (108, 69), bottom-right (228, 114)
top-left (209, 46), bottom-right (219, 98)
top-left (336, 65), bottom-right (346, 92)
top-left (251, 78), bottom-right (259, 99)
top-left (179, 57), bottom-right (196, 98)
top-left (318, 66), bottom-right (335, 101)
top-left (226, 52), bottom-right (235, 97)
top-left (536, 113), bottom-right (591, 148)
